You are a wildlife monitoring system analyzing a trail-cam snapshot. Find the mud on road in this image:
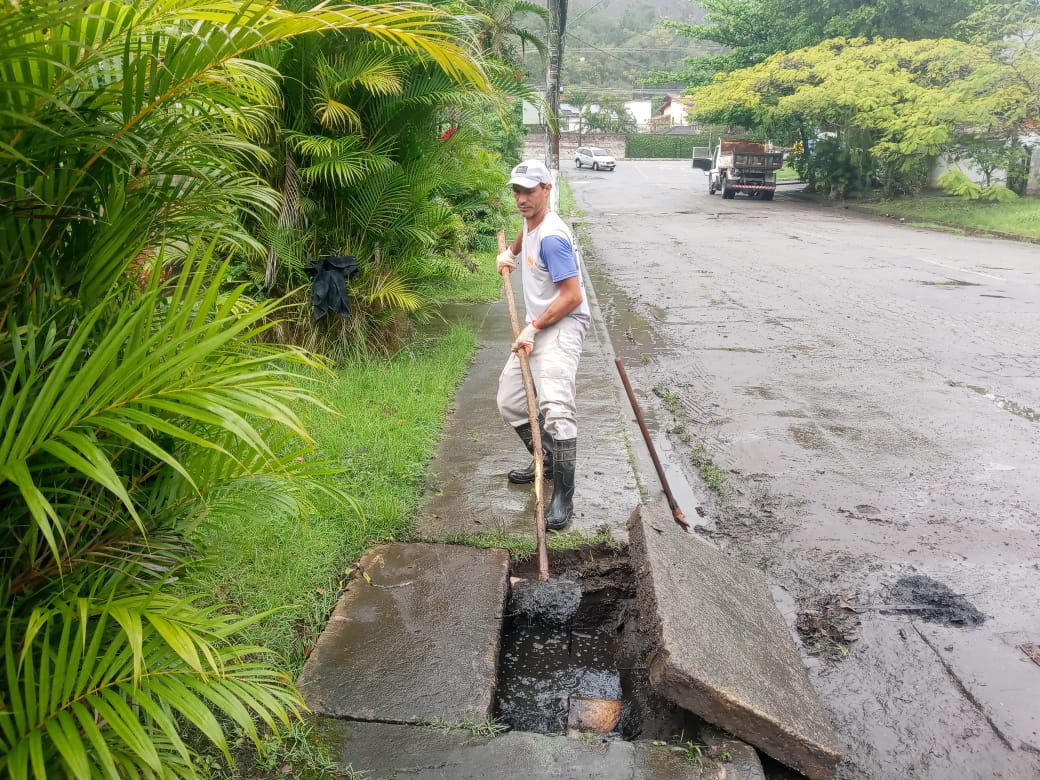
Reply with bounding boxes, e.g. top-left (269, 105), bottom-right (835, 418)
top-left (569, 161), bottom-right (1040, 779)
